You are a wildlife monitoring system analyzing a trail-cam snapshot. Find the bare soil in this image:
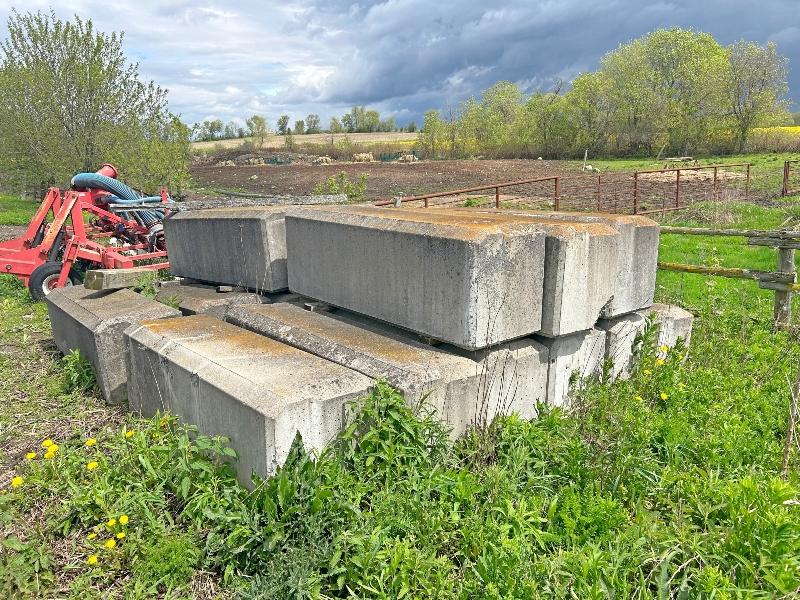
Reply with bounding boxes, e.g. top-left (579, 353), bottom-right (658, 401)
top-left (189, 159), bottom-right (578, 201)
